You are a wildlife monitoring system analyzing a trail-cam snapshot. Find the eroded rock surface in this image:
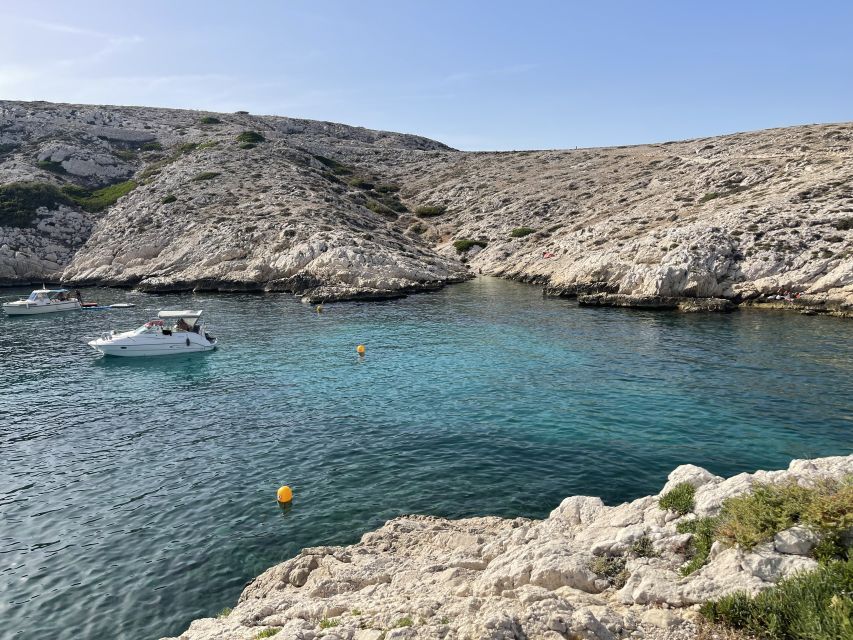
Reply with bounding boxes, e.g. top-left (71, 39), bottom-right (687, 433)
top-left (1, 101), bottom-right (851, 310)
top-left (162, 455), bottom-right (852, 640)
